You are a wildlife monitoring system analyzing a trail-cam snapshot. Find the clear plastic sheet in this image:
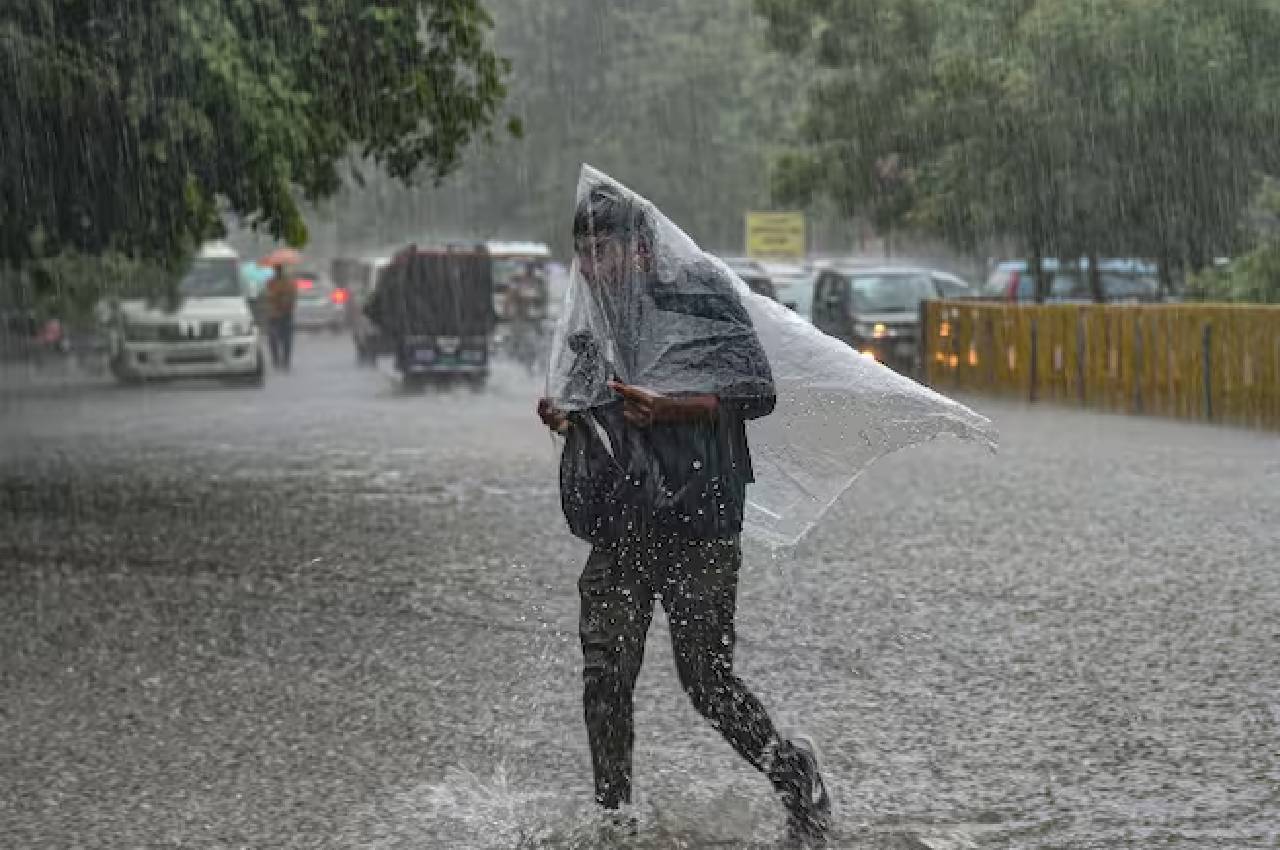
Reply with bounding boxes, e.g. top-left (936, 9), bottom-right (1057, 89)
top-left (548, 165), bottom-right (997, 547)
